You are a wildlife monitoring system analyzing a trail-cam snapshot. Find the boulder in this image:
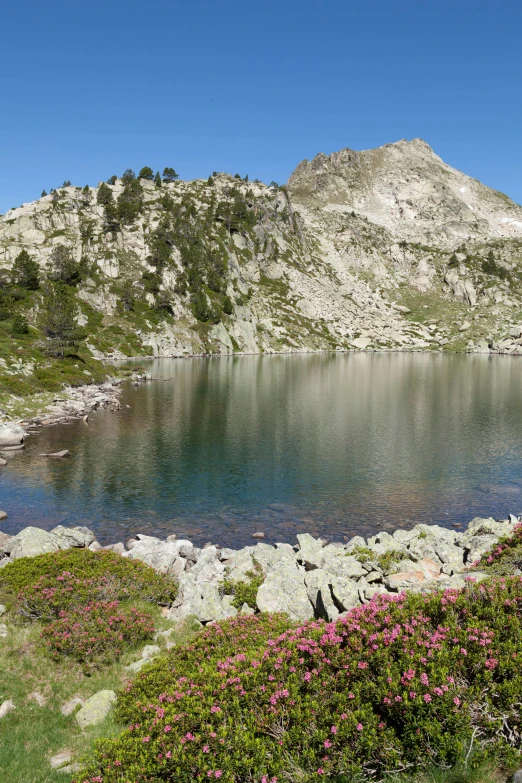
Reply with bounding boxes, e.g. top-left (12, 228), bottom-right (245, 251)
top-left (304, 569), bottom-right (340, 621)
top-left (321, 553), bottom-right (367, 580)
top-left (256, 562), bottom-right (314, 622)
top-left (127, 539), bottom-right (193, 575)
top-left (330, 576), bottom-right (361, 613)
top-left (189, 546), bottom-right (225, 583)
top-left (0, 458), bottom-right (7, 467)
top-left (3, 527), bottom-right (62, 560)
top-left (0, 700), bottom-right (15, 719)
top-left (51, 525), bottom-right (95, 548)
top-left (0, 623), bottom-right (7, 637)
top-left (465, 535), bottom-right (500, 565)
top-left (168, 574), bottom-right (237, 623)
top-left (0, 511), bottom-right (7, 521)
top-left (75, 690), bottom-right (117, 729)
top-left (27, 691), bottom-right (46, 706)
top-left (384, 569), bottom-right (426, 591)
top-left (0, 423), bottom-right (25, 447)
